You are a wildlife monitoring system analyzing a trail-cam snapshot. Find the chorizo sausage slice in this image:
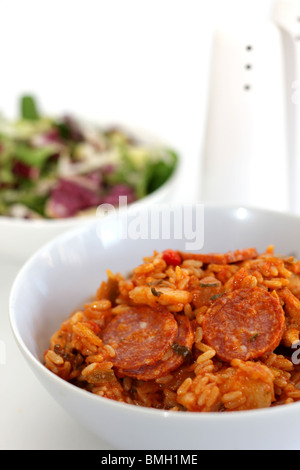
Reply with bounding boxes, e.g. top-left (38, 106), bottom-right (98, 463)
top-left (117, 315), bottom-right (194, 381)
top-left (202, 287), bottom-right (285, 362)
top-left (180, 247), bottom-right (258, 265)
top-left (102, 306), bottom-right (178, 370)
